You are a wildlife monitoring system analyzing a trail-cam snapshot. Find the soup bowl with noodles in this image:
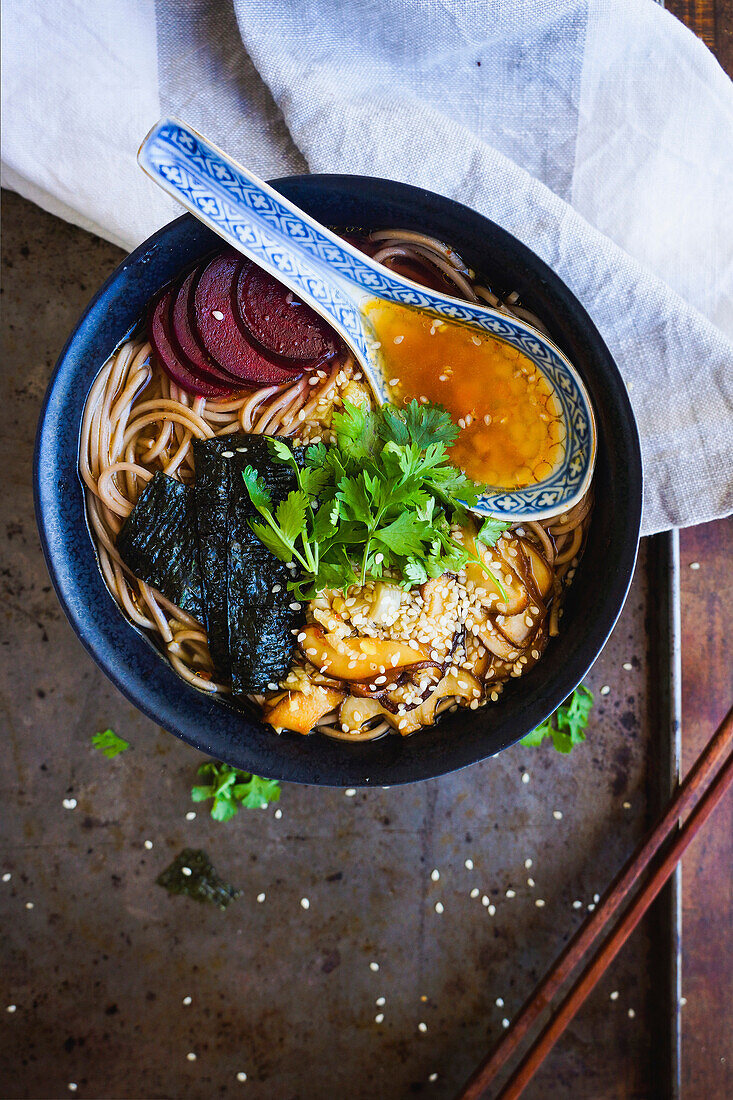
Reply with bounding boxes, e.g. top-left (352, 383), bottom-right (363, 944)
top-left (34, 176), bottom-right (641, 786)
